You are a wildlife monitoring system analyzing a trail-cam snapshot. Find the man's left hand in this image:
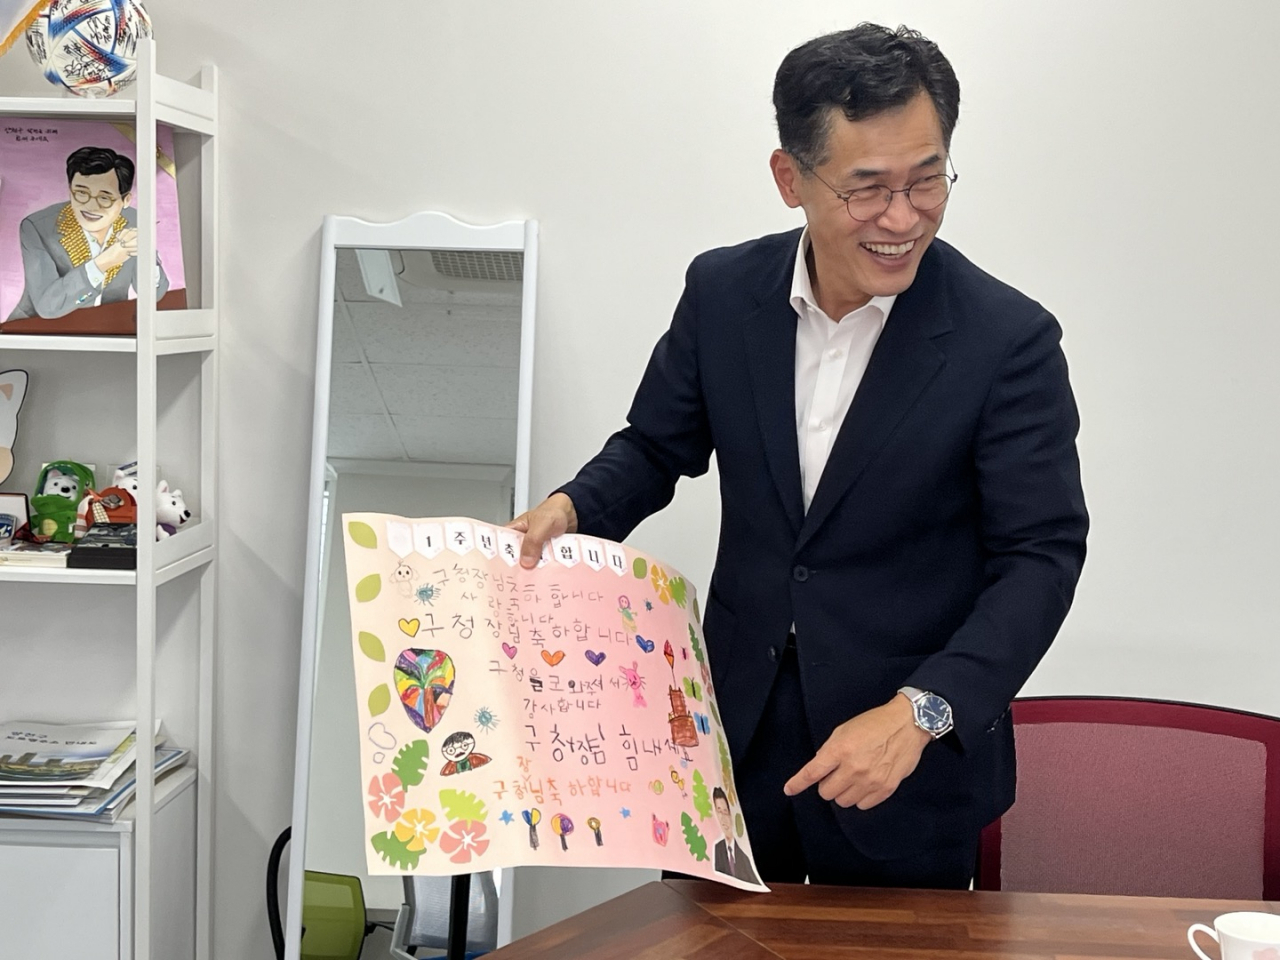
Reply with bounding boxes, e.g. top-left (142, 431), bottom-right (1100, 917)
top-left (783, 694), bottom-right (932, 810)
